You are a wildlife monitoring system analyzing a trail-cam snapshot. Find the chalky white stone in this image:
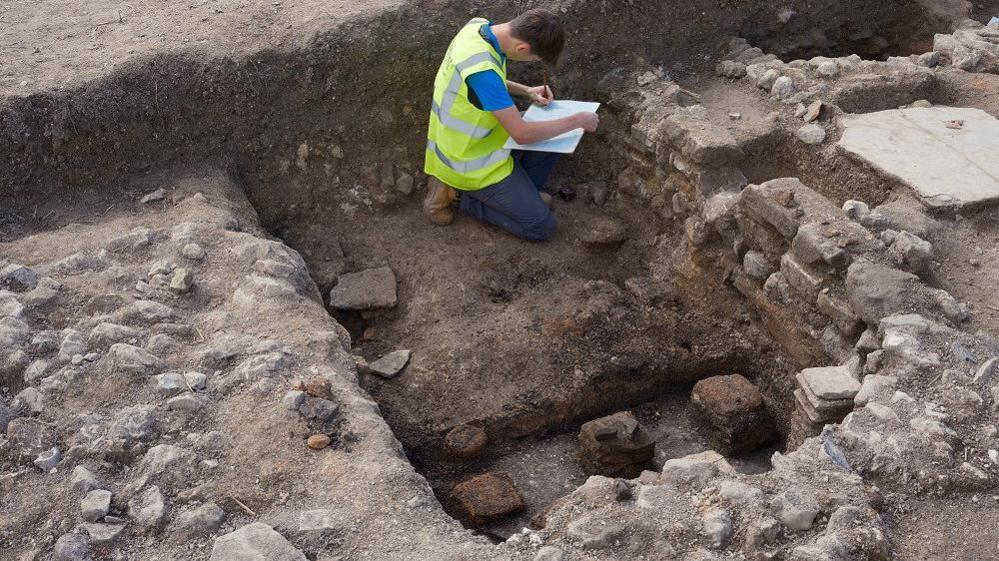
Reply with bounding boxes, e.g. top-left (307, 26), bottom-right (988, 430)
top-left (839, 107), bottom-right (999, 207)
